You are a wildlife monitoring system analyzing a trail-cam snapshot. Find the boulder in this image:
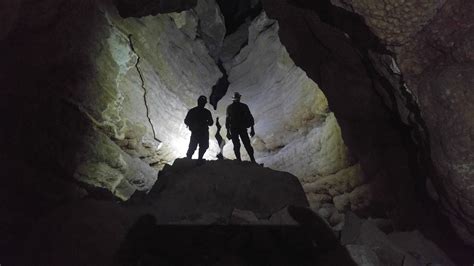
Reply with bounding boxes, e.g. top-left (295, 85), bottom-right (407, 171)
top-left (388, 231), bottom-right (456, 266)
top-left (131, 159), bottom-right (309, 223)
